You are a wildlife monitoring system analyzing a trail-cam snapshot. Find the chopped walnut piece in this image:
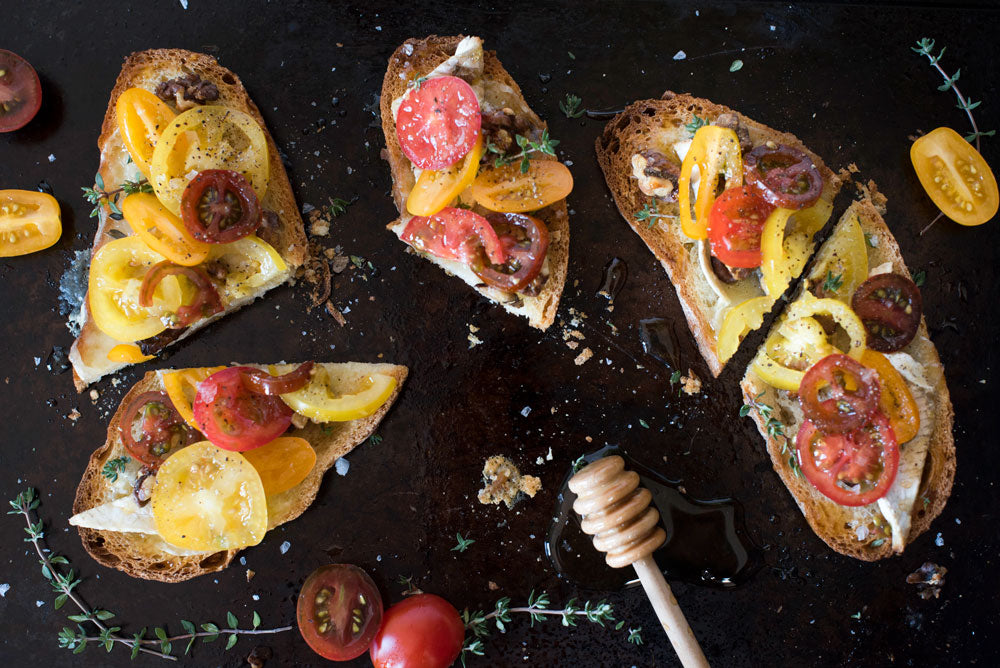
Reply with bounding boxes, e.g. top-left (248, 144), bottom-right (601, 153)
top-left (477, 455), bottom-right (542, 509)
